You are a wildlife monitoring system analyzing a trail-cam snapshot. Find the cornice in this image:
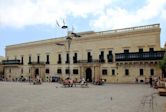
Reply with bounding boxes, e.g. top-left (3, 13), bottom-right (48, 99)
top-left (6, 24), bottom-right (160, 50)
